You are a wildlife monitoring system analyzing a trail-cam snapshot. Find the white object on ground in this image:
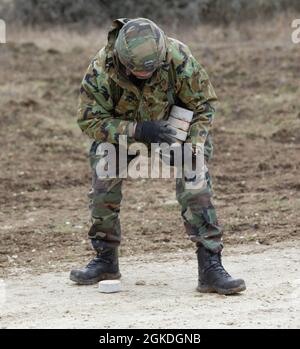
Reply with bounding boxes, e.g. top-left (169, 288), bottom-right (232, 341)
top-left (98, 280), bottom-right (121, 293)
